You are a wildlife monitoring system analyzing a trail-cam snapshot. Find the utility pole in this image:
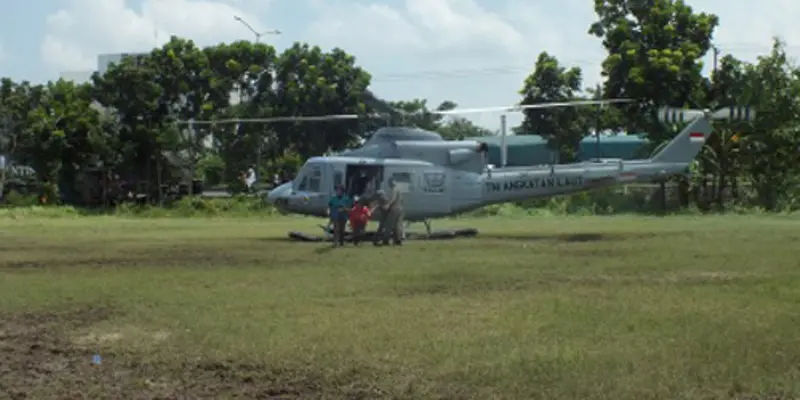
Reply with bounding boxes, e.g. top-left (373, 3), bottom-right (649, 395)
top-left (595, 102), bottom-right (601, 159)
top-left (233, 15), bottom-right (281, 191)
top-left (712, 45), bottom-right (720, 79)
